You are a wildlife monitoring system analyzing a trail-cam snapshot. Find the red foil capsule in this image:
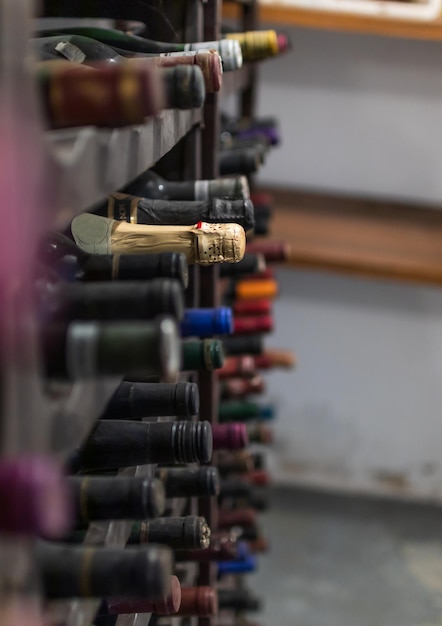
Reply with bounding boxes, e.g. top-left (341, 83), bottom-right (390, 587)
top-left (218, 508), bottom-right (257, 529)
top-left (233, 299), bottom-right (272, 317)
top-left (233, 315), bottom-right (273, 335)
top-left (222, 376), bottom-right (266, 399)
top-left (218, 356), bottom-right (257, 379)
top-left (106, 575), bottom-right (181, 615)
top-left (244, 470), bottom-right (271, 487)
top-left (177, 586), bottom-right (218, 616)
top-left (246, 240), bottom-right (291, 263)
top-left (253, 350), bottom-right (296, 370)
top-left (250, 192), bottom-right (273, 207)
